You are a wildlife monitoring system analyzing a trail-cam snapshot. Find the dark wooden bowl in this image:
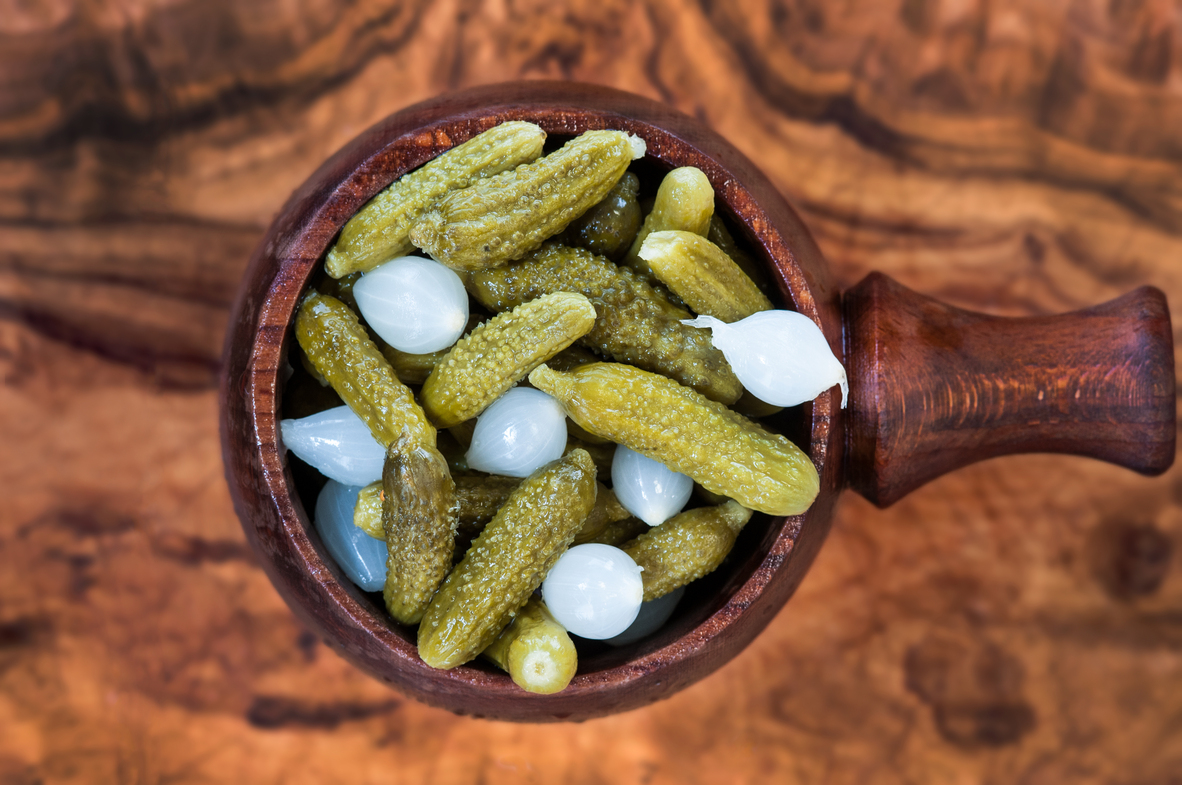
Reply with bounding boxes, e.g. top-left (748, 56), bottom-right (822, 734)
top-left (219, 81), bottom-right (1176, 722)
